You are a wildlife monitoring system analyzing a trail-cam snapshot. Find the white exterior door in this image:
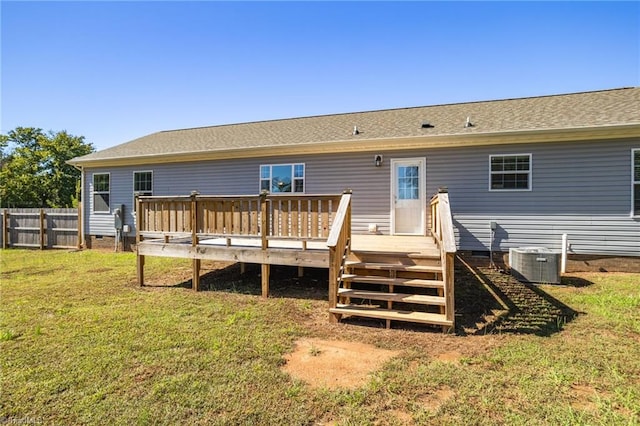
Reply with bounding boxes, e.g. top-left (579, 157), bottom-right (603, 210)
top-left (391, 158), bottom-right (426, 235)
